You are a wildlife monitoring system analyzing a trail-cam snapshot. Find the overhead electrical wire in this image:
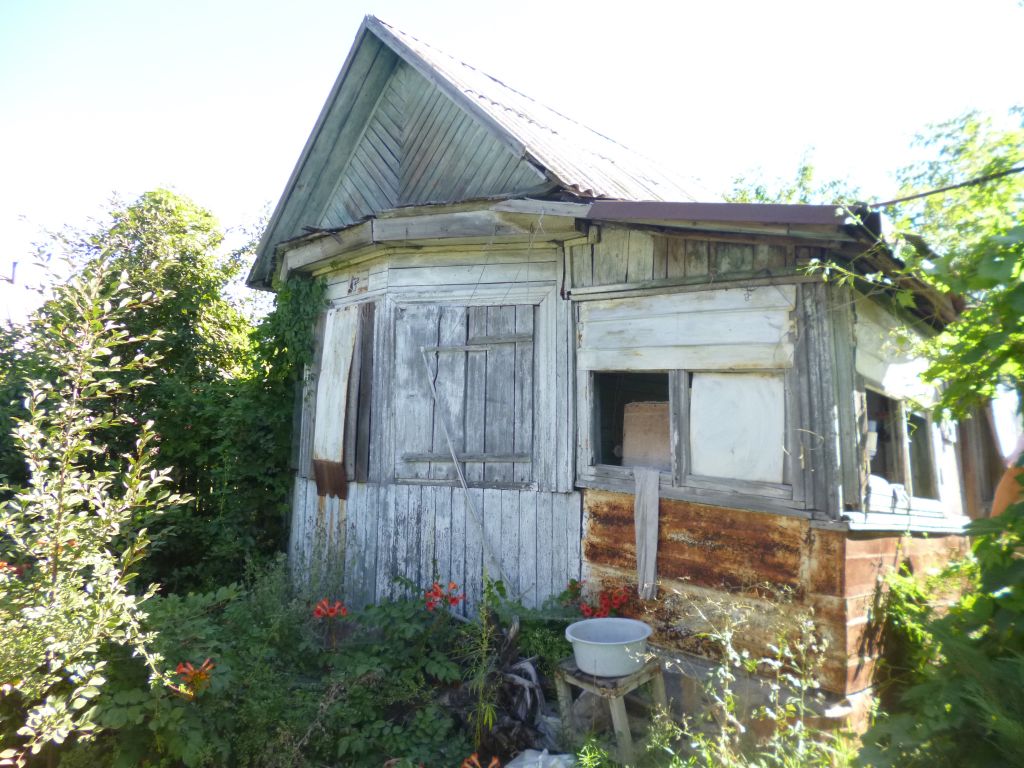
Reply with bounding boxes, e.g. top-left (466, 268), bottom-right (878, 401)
top-left (871, 163), bottom-right (1024, 208)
